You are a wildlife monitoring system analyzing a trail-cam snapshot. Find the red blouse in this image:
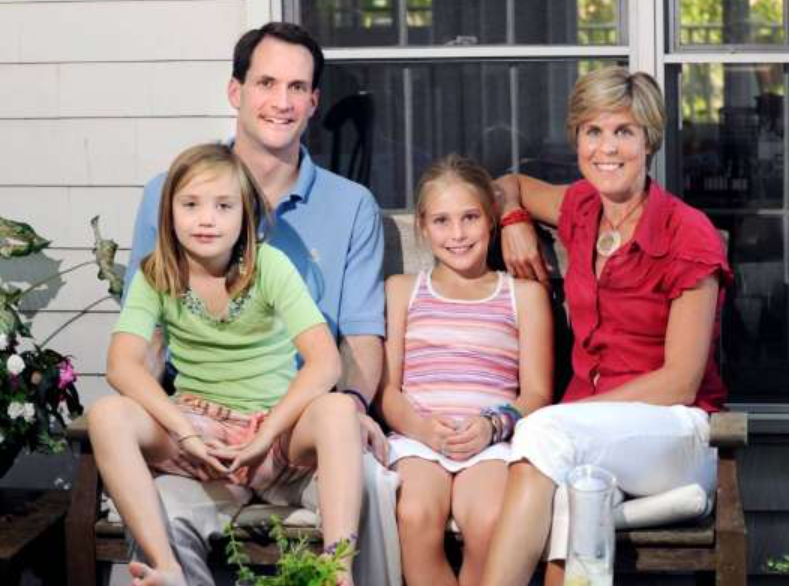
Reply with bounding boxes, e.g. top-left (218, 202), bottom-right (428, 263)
top-left (558, 179), bottom-right (733, 413)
